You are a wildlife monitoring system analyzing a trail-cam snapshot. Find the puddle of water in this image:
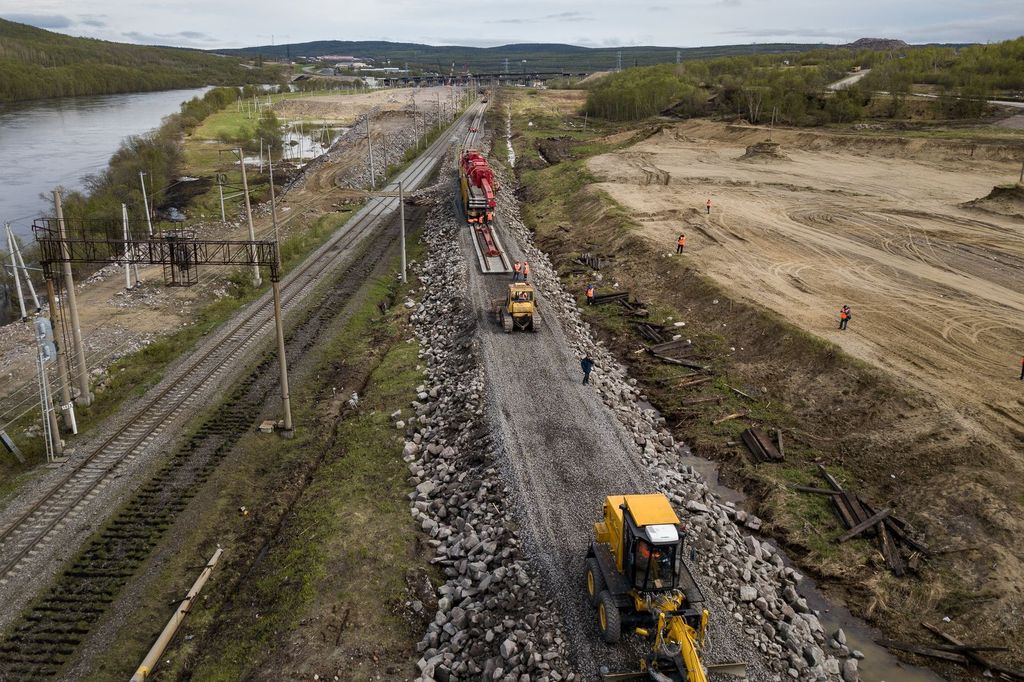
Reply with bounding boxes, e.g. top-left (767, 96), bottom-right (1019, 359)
top-left (684, 453), bottom-right (943, 682)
